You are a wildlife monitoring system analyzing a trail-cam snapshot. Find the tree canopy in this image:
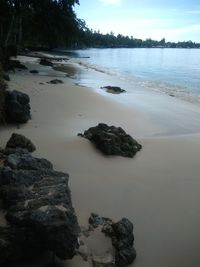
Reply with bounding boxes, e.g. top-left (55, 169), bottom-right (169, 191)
top-left (0, 0), bottom-right (80, 66)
